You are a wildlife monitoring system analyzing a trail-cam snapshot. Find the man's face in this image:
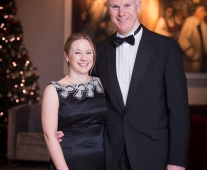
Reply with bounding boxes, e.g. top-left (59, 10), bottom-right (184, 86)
top-left (194, 6), bottom-right (207, 21)
top-left (107, 0), bottom-right (141, 36)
